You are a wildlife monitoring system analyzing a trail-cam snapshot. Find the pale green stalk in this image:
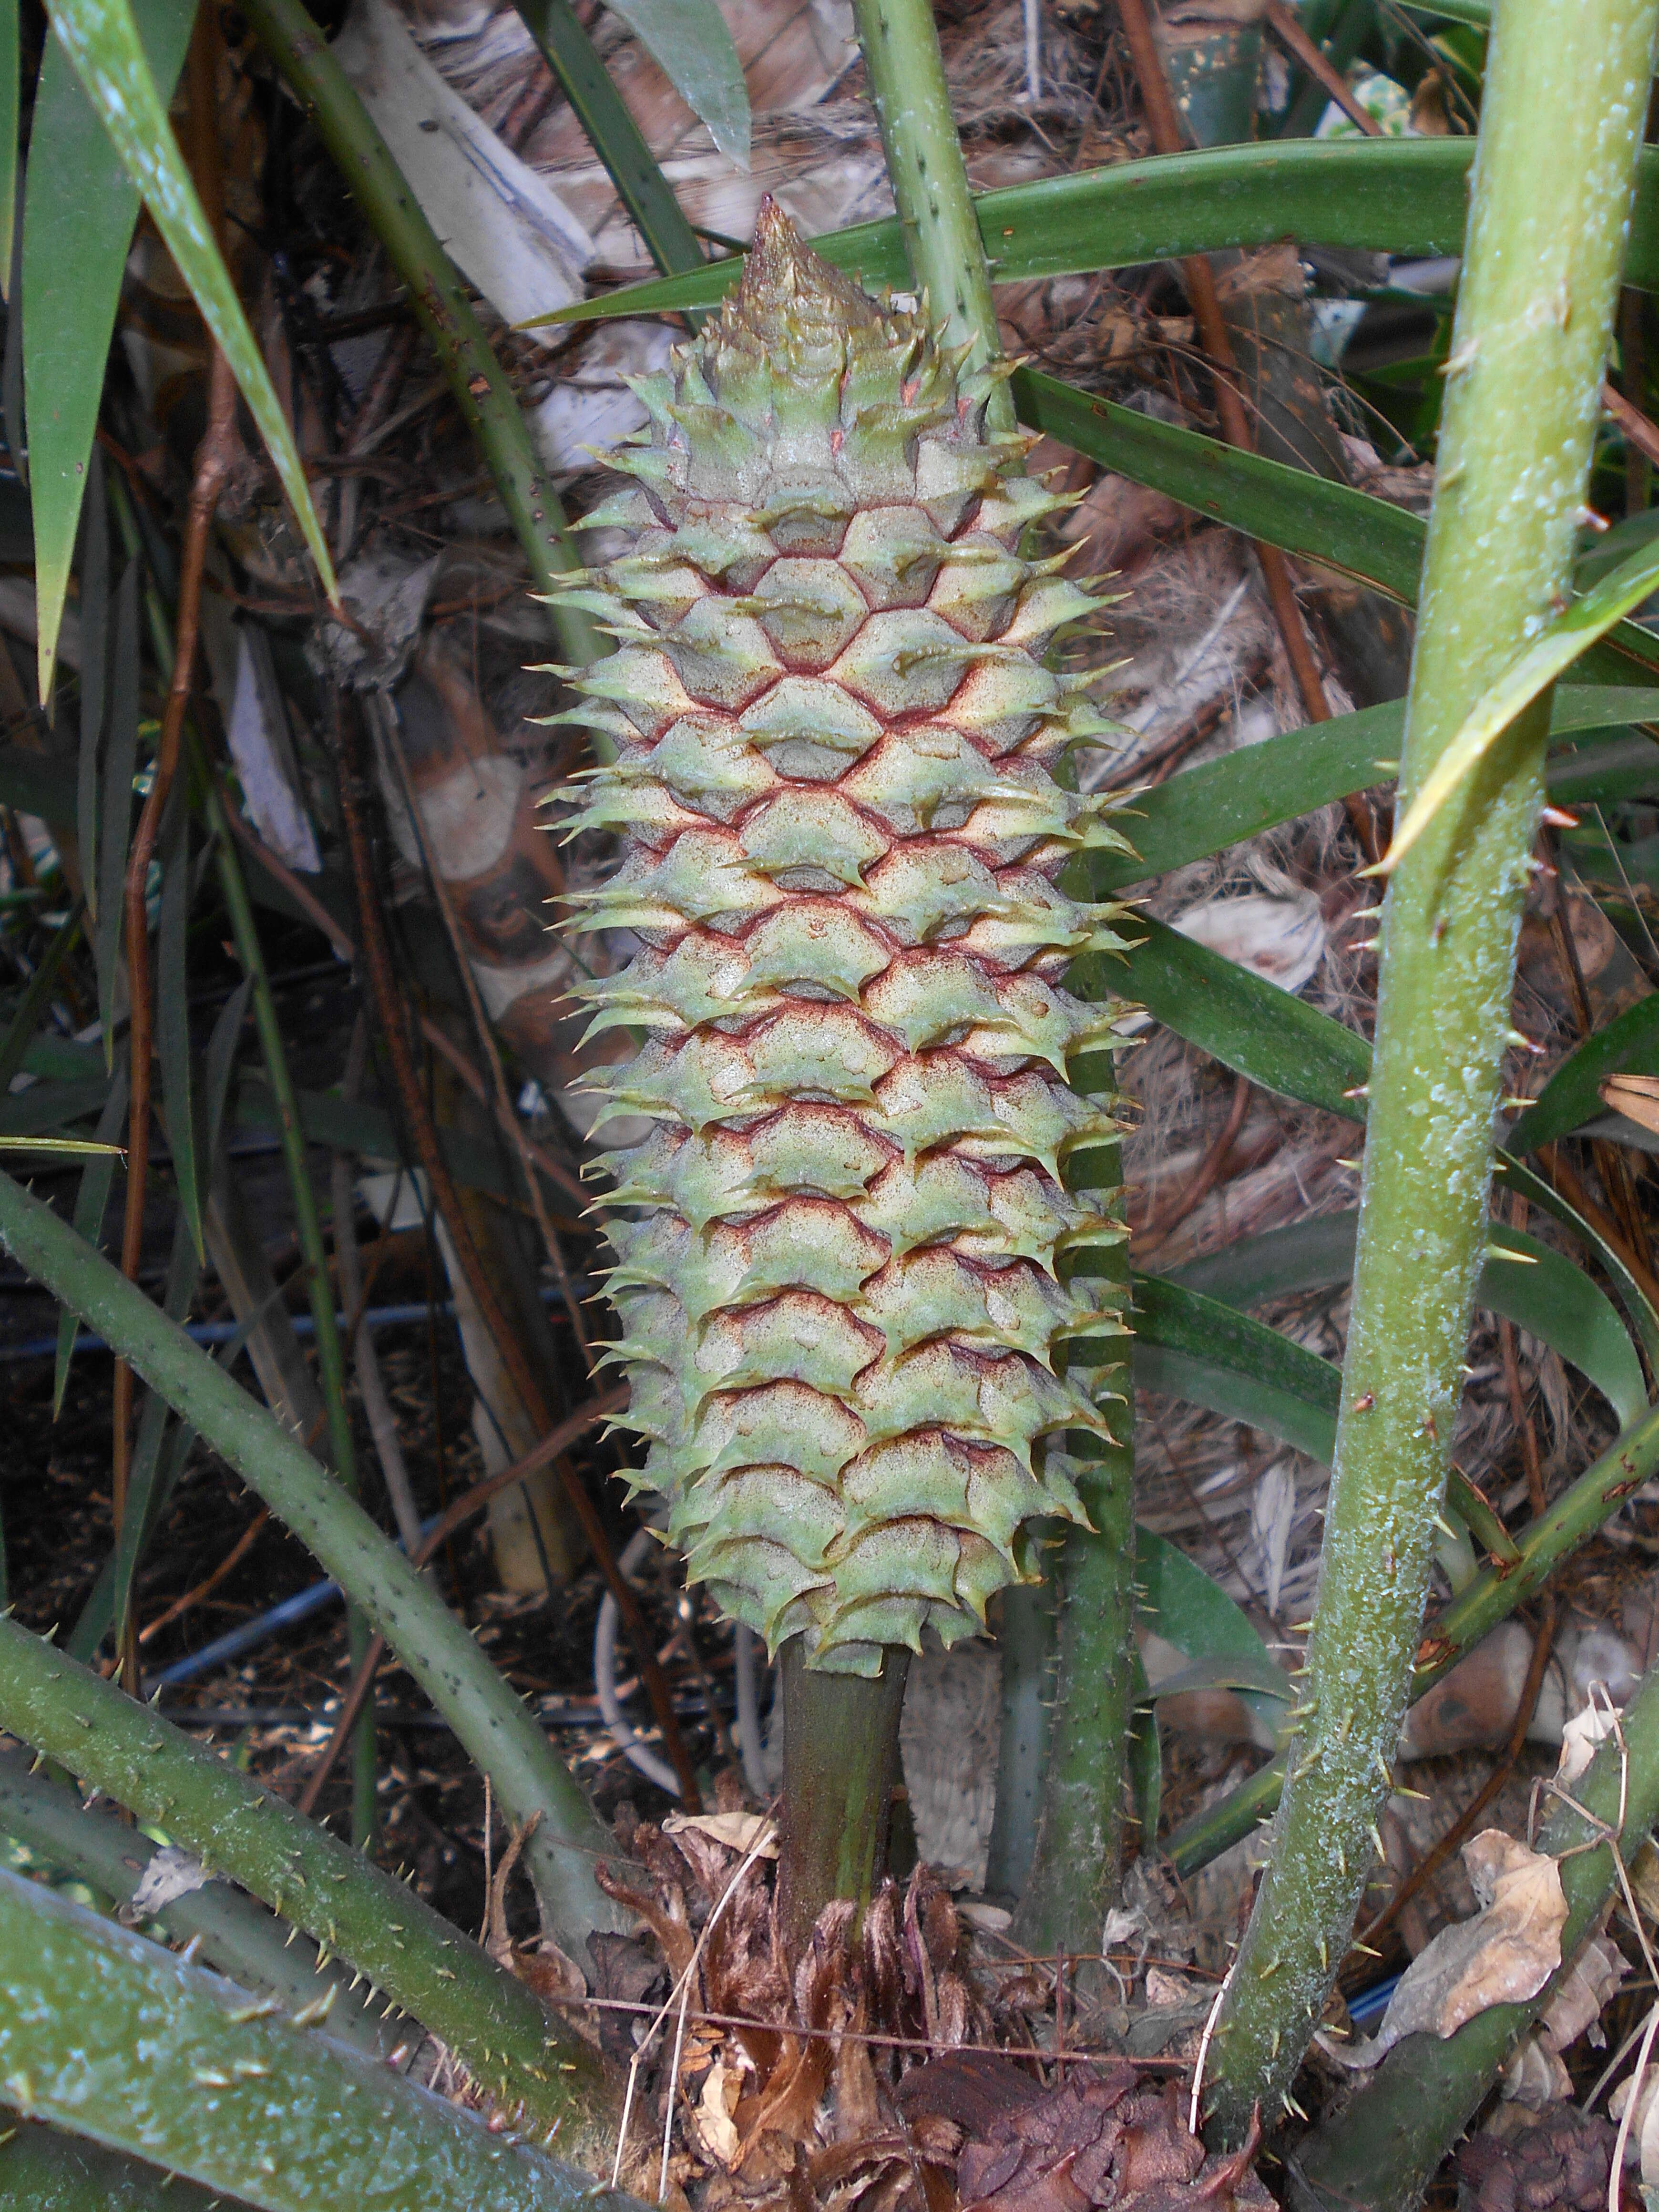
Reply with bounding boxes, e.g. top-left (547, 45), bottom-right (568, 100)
top-left (0, 1748), bottom-right (396, 2059)
top-left (0, 1867), bottom-right (643, 2212)
top-left (1206, 0), bottom-right (1659, 2138)
top-left (0, 1617), bottom-right (619, 2156)
top-left (1010, 1379), bottom-right (1135, 1947)
top-left (0, 1168), bottom-right (624, 1957)
top-left (848, 0), bottom-right (1013, 432)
